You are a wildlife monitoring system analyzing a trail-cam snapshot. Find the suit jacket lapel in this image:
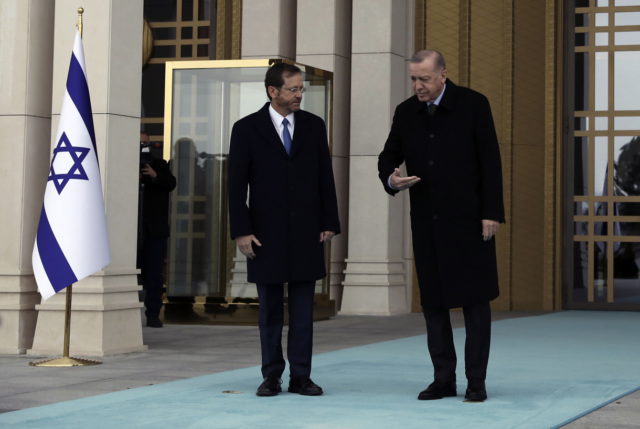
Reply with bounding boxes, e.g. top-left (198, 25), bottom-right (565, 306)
top-left (255, 102), bottom-right (289, 158)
